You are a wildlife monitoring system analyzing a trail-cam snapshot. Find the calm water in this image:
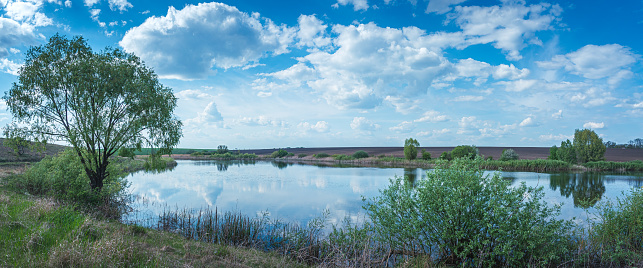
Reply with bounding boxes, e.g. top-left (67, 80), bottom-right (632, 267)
top-left (124, 160), bottom-right (643, 227)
